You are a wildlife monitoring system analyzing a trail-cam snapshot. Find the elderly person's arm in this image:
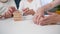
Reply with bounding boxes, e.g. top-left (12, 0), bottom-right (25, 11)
top-left (33, 0), bottom-right (60, 24)
top-left (38, 0), bottom-right (60, 13)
